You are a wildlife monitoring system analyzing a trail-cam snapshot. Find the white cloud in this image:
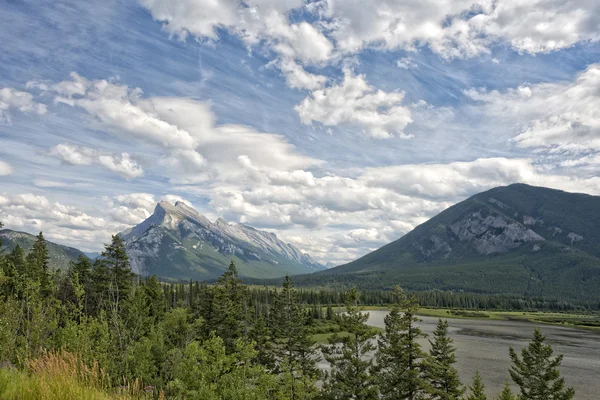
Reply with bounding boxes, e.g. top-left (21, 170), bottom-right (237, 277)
top-left (278, 59), bottom-right (327, 90)
top-left (141, 0), bottom-right (600, 64)
top-left (0, 87), bottom-right (47, 123)
top-left (396, 57), bottom-right (417, 70)
top-left (0, 160), bottom-right (13, 176)
top-left (44, 75), bottom-right (320, 184)
top-left (295, 69), bottom-right (413, 139)
top-left (33, 179), bottom-right (67, 188)
top-left (466, 64), bottom-right (600, 156)
top-left (49, 143), bottom-right (144, 179)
